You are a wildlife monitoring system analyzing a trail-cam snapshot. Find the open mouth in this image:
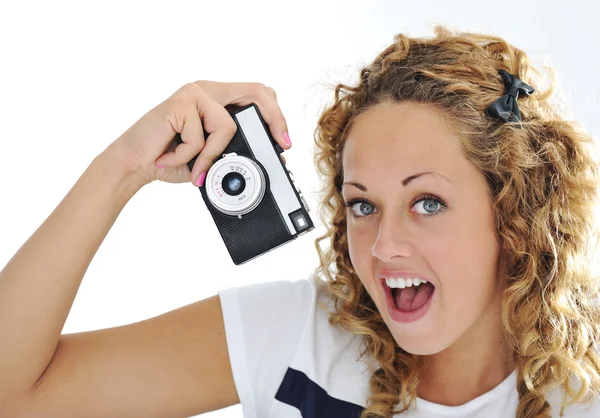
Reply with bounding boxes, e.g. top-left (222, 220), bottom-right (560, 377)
top-left (381, 279), bottom-right (436, 322)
